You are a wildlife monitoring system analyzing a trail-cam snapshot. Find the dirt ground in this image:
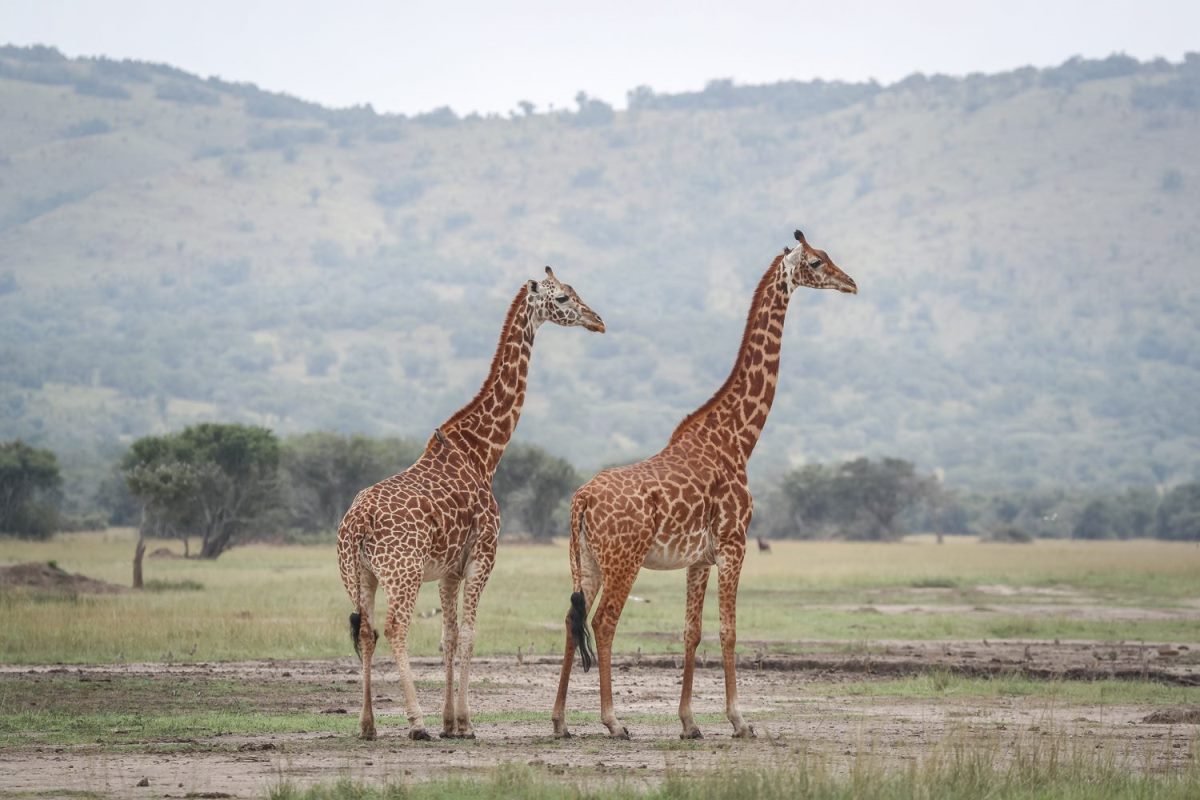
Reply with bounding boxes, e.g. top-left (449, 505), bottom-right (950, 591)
top-left (2, 641), bottom-right (1197, 798)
